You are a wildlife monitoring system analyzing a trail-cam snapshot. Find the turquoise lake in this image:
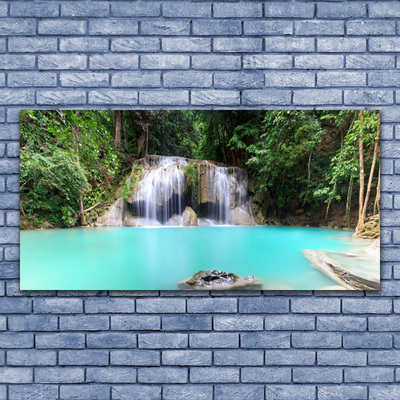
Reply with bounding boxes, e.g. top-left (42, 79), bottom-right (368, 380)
top-left (20, 226), bottom-right (372, 291)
